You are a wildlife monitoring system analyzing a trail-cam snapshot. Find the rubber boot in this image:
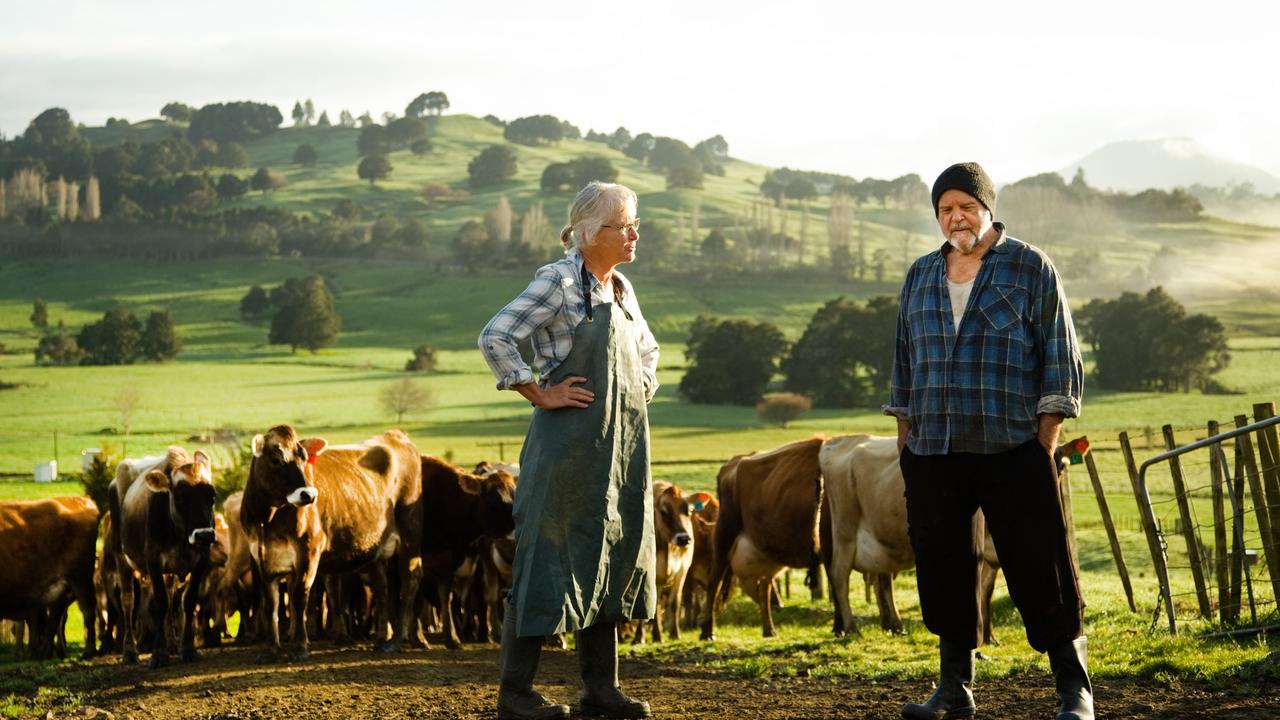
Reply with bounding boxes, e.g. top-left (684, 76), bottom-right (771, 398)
top-left (577, 623), bottom-right (651, 718)
top-left (496, 600), bottom-right (569, 720)
top-left (1048, 636), bottom-right (1094, 720)
top-left (901, 639), bottom-right (976, 719)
